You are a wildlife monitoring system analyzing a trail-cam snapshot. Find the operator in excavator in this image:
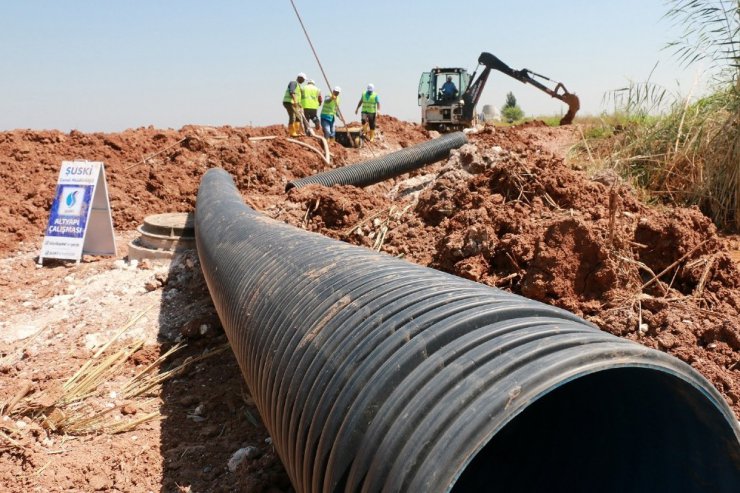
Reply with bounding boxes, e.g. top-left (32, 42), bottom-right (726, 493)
top-left (355, 83), bottom-right (381, 142)
top-left (439, 75), bottom-right (458, 101)
top-left (283, 72), bottom-right (306, 137)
